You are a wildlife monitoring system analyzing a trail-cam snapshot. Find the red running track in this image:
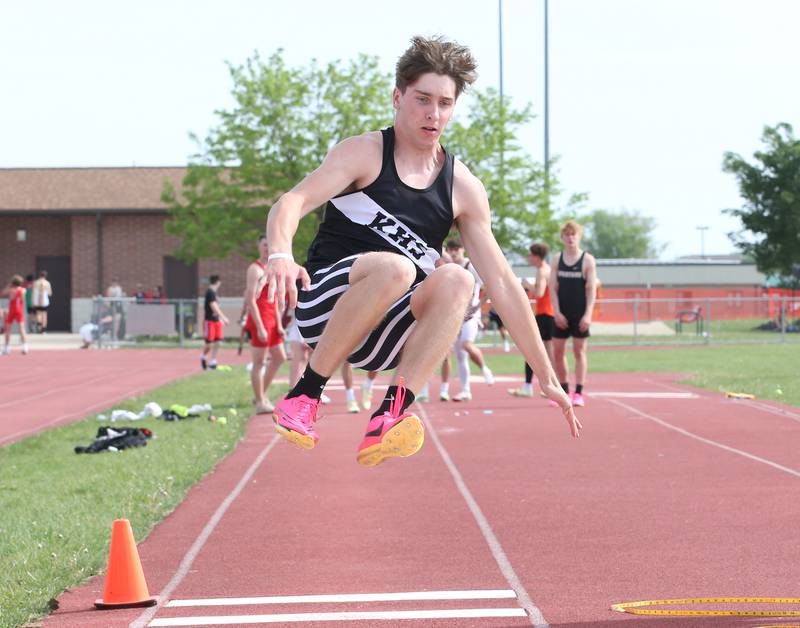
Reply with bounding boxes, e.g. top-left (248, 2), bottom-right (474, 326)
top-left (42, 372), bottom-right (800, 627)
top-left (0, 348), bottom-right (233, 447)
